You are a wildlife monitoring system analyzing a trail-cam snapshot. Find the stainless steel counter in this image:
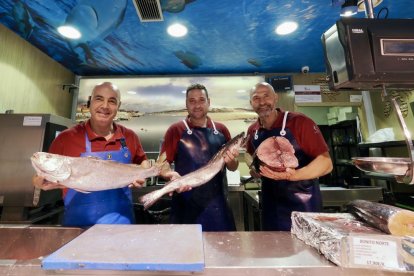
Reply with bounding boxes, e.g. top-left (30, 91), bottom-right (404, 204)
top-left (0, 225), bottom-right (407, 275)
top-left (244, 186), bottom-right (384, 211)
